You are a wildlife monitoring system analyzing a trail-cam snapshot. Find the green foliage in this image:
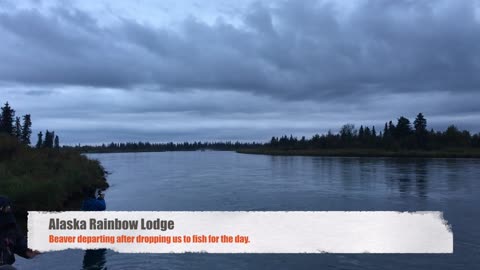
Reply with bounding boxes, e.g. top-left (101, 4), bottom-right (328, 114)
top-left (0, 101), bottom-right (101, 218)
top-left (0, 134), bottom-right (108, 214)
